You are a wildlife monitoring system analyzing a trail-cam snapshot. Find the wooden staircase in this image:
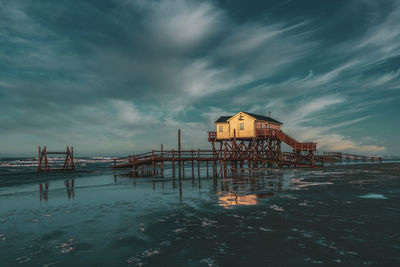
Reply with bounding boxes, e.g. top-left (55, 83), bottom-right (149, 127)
top-left (256, 129), bottom-right (316, 153)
